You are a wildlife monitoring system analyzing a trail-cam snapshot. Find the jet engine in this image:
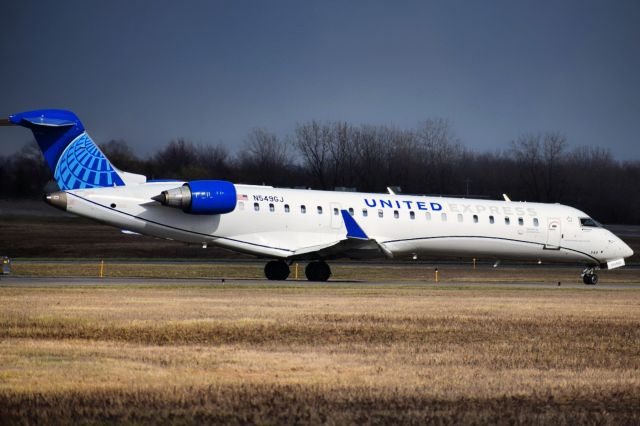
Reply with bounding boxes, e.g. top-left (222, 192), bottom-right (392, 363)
top-left (152, 180), bottom-right (236, 214)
